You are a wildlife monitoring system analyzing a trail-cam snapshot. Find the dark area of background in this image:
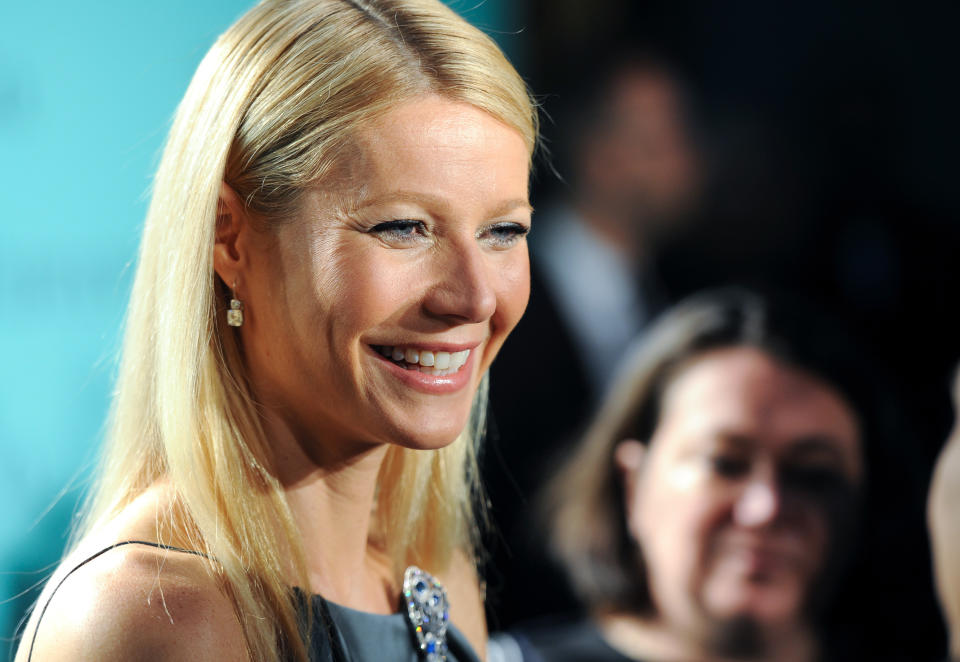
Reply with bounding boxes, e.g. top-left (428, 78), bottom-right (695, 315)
top-left (483, 1), bottom-right (958, 660)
